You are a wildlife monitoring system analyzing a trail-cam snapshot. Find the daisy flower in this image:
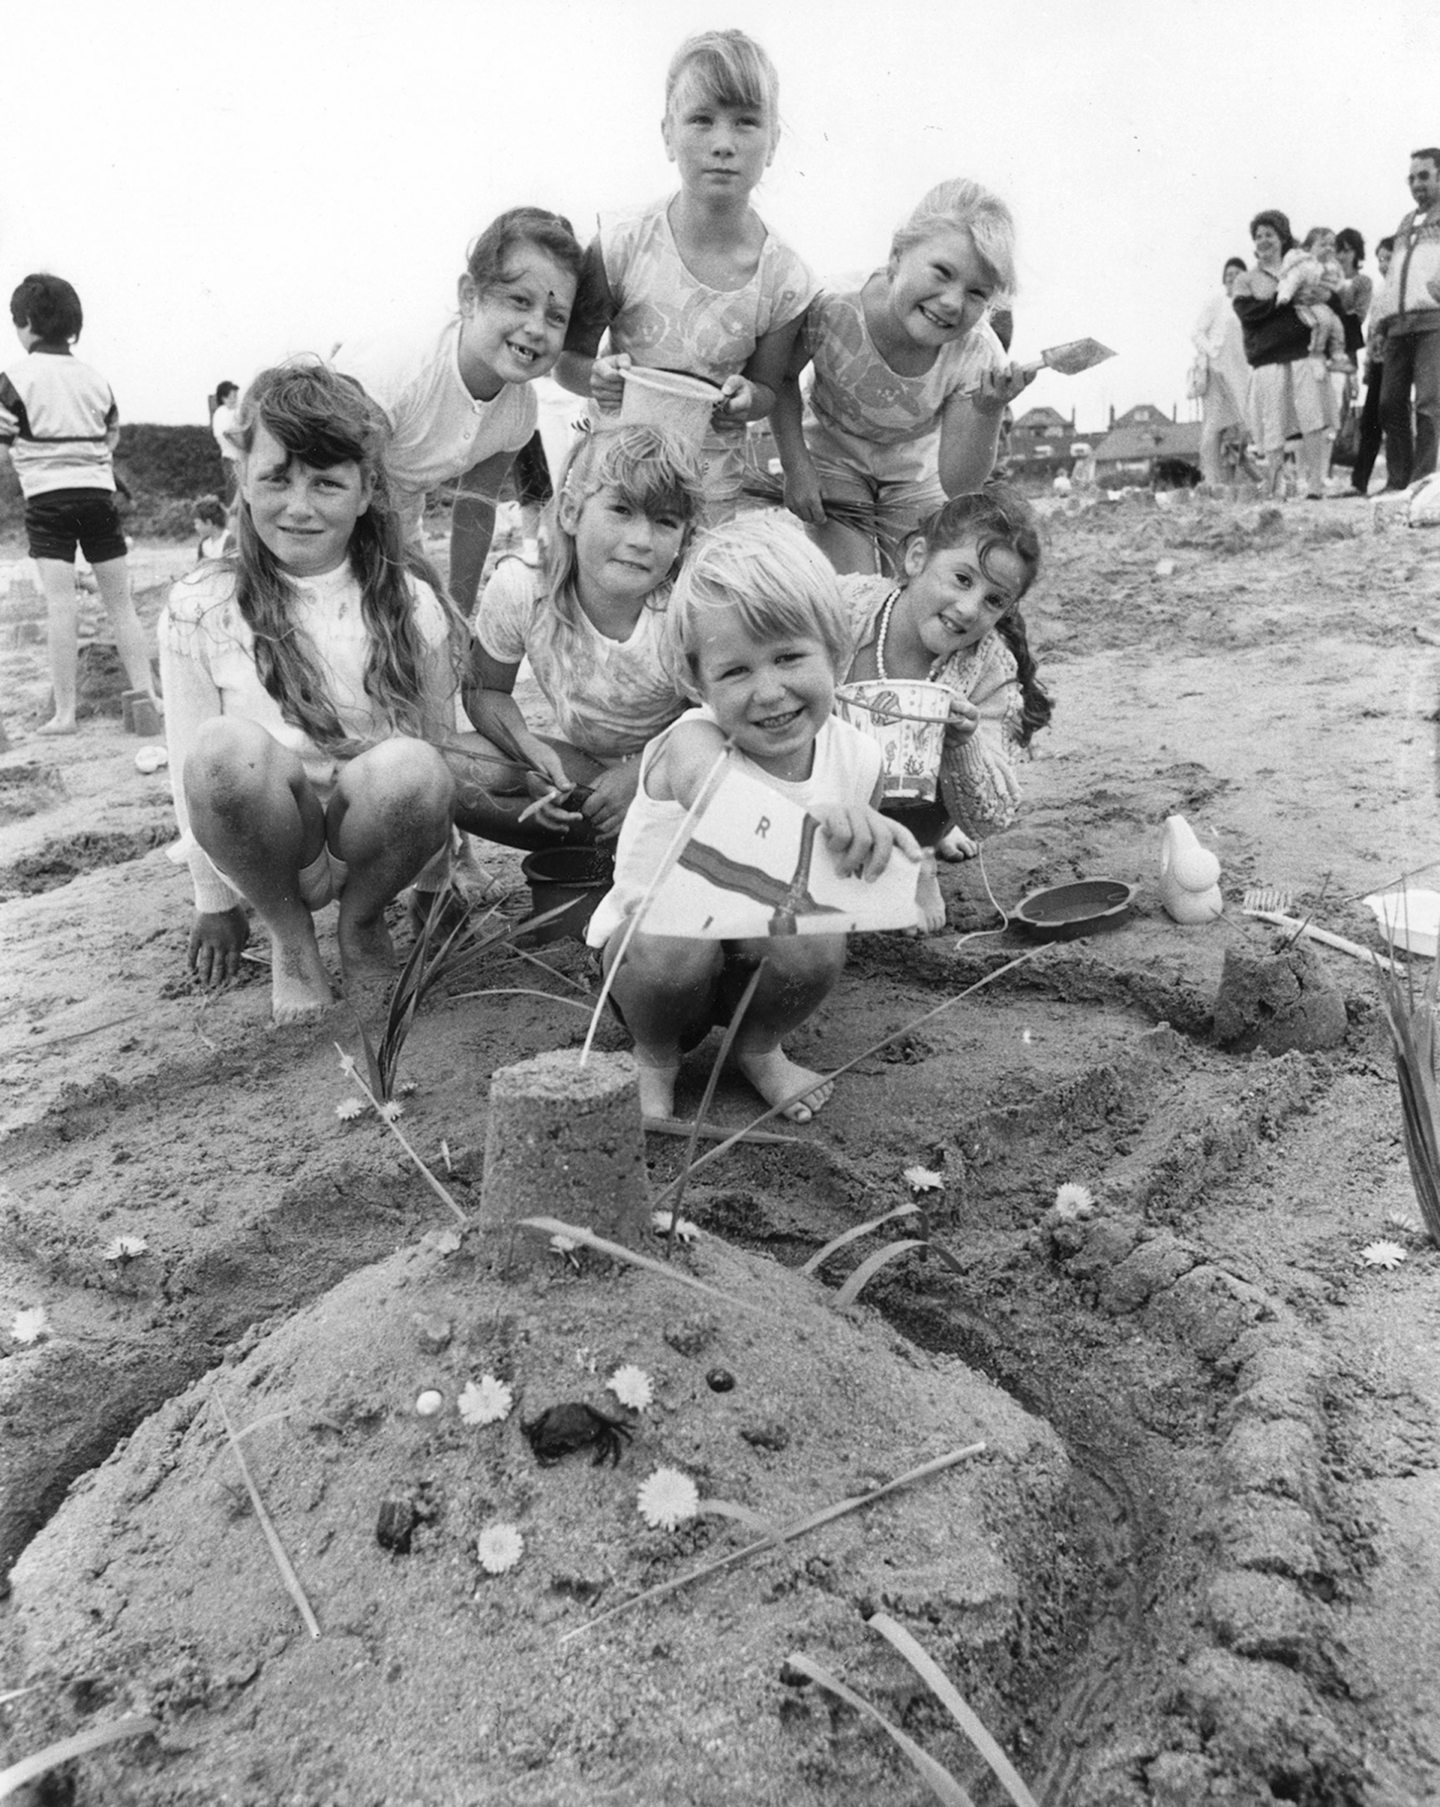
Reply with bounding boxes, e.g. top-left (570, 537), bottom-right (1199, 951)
top-left (606, 1365), bottom-right (653, 1412)
top-left (377, 1100), bottom-right (405, 1124)
top-left (903, 1166), bottom-right (943, 1194)
top-left (458, 1375), bottom-right (514, 1426)
top-left (1360, 1240), bottom-right (1408, 1271)
top-left (1053, 1182), bottom-right (1095, 1220)
top-left (476, 1522), bottom-right (524, 1575)
top-left (10, 1306), bottom-right (49, 1346)
top-left (651, 1210), bottom-right (701, 1244)
top-left (104, 1235), bottom-right (147, 1262)
top-left (335, 1098), bottom-right (365, 1122)
top-left (637, 1467), bottom-right (699, 1531)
